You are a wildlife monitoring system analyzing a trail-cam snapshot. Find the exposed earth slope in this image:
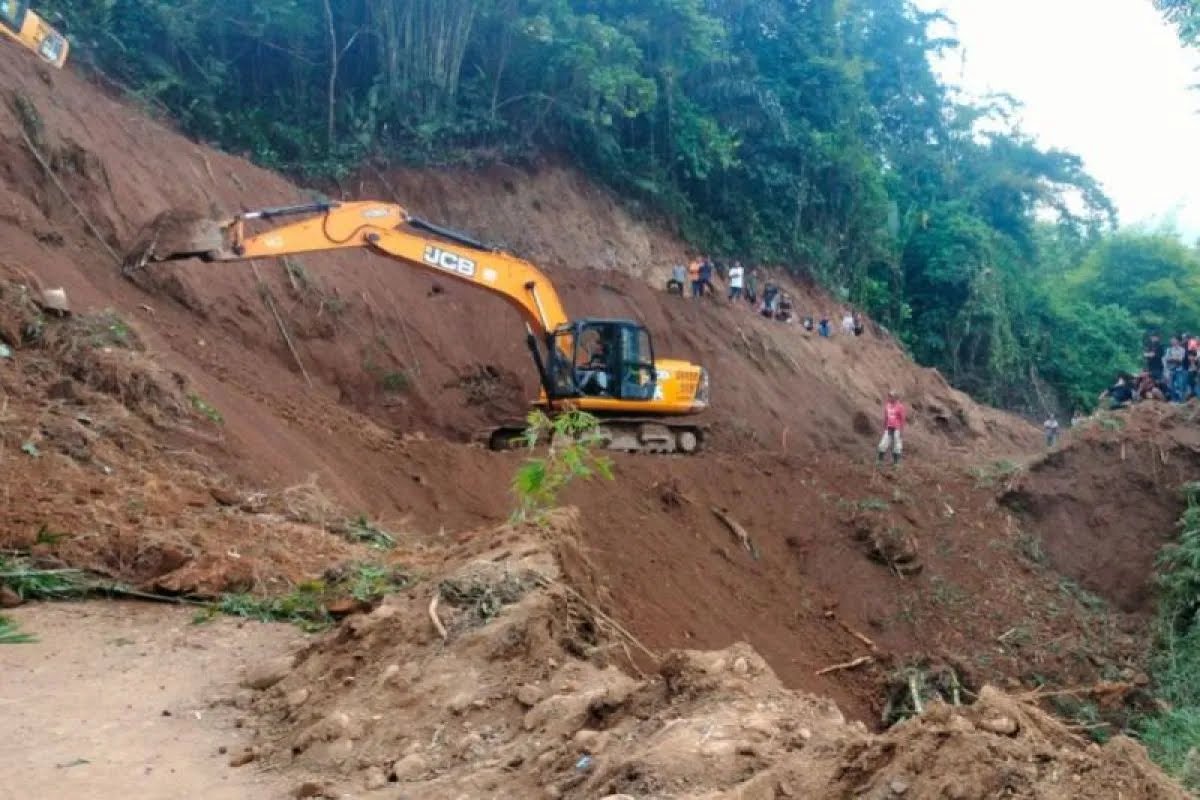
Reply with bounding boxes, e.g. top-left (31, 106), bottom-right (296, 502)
top-left (0, 46), bottom-right (1189, 797)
